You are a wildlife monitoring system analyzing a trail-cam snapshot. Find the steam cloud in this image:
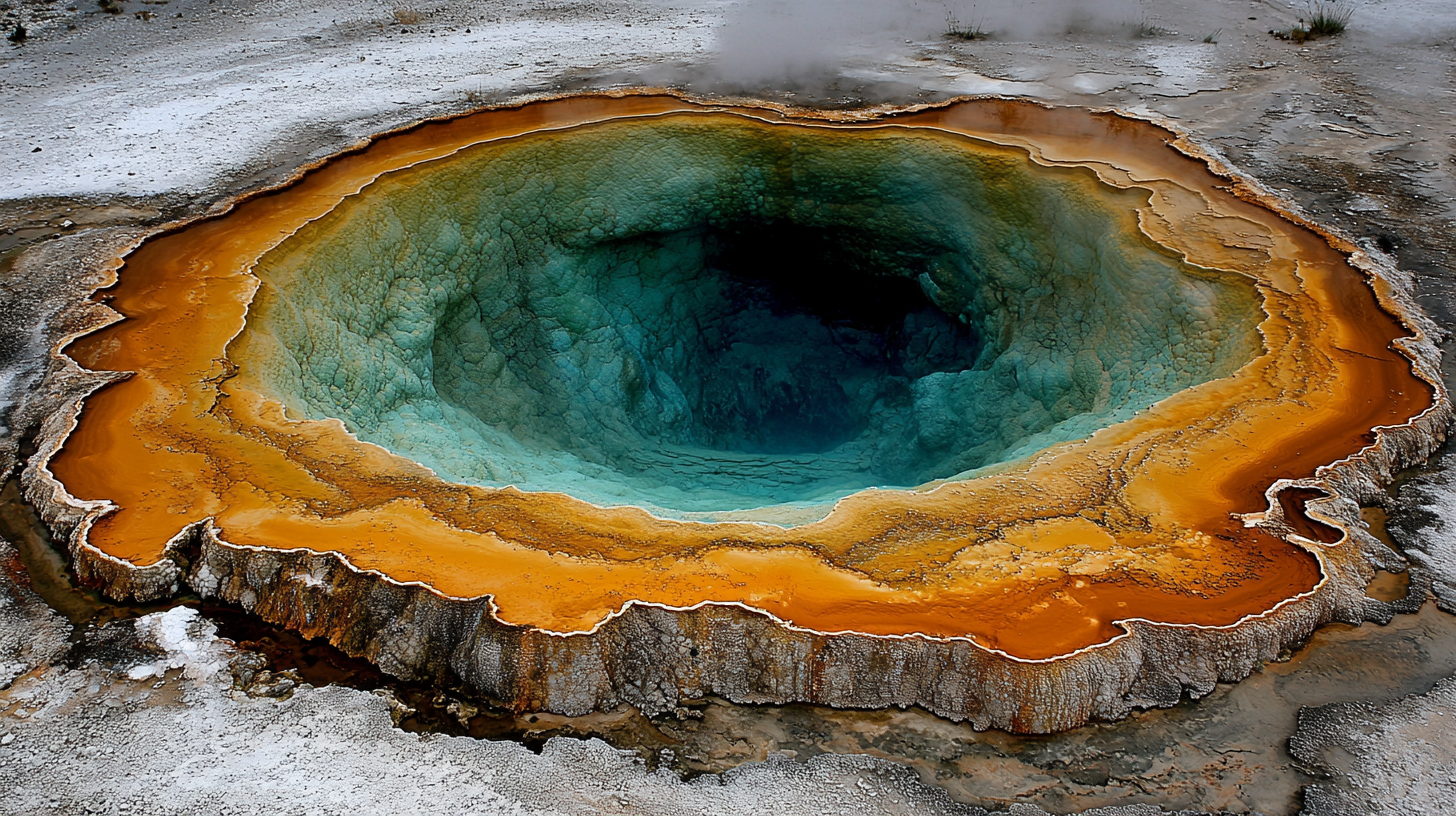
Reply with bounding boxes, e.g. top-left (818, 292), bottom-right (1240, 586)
top-left (712, 0), bottom-right (937, 84)
top-left (711, 0), bottom-right (1146, 86)
top-left (950, 0), bottom-right (1145, 39)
